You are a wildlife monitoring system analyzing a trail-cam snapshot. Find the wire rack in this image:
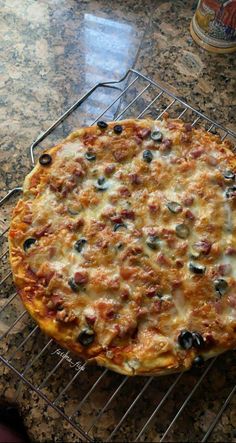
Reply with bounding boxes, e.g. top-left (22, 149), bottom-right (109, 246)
top-left (0, 69), bottom-right (236, 442)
